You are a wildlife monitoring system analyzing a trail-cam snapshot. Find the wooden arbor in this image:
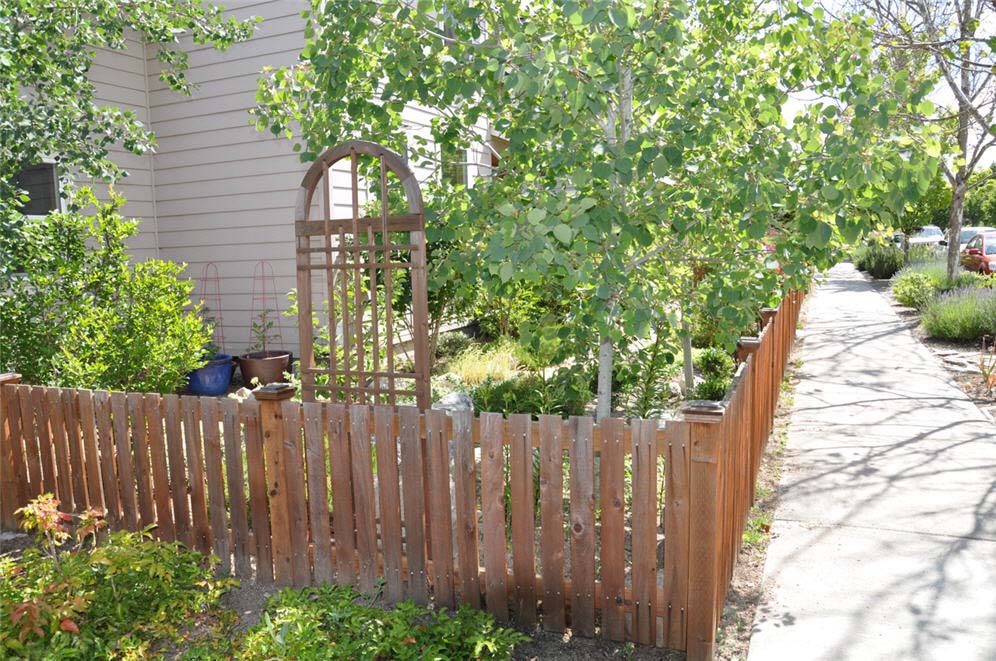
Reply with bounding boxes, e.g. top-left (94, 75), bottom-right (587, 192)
top-left (294, 140), bottom-right (430, 408)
